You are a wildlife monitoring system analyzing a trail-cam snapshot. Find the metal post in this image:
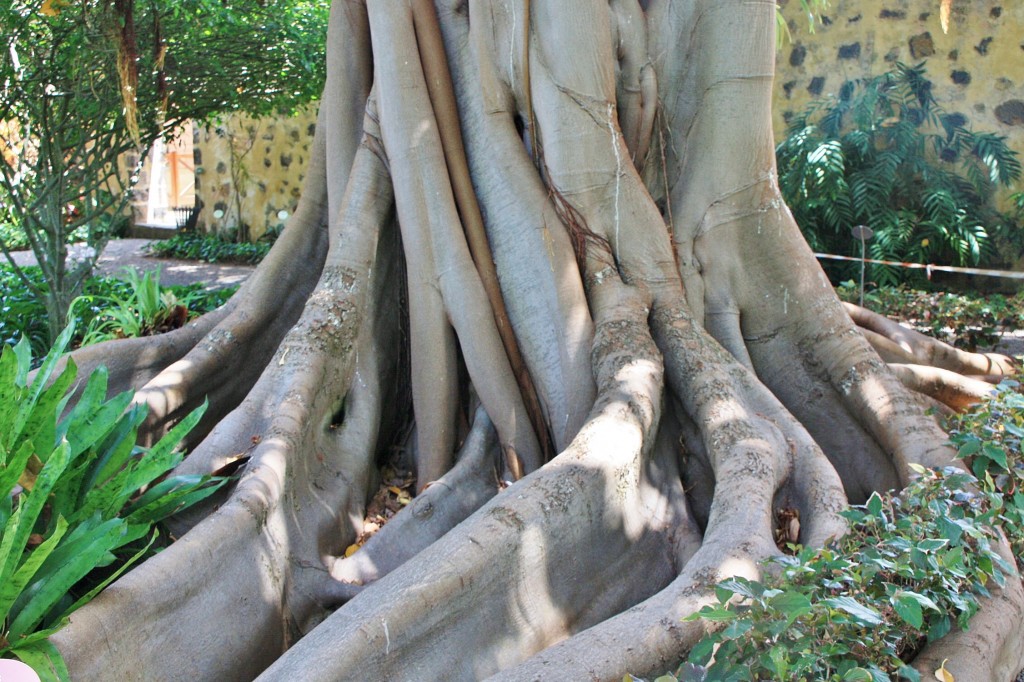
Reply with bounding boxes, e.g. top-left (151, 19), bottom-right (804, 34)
top-left (851, 224), bottom-right (874, 307)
